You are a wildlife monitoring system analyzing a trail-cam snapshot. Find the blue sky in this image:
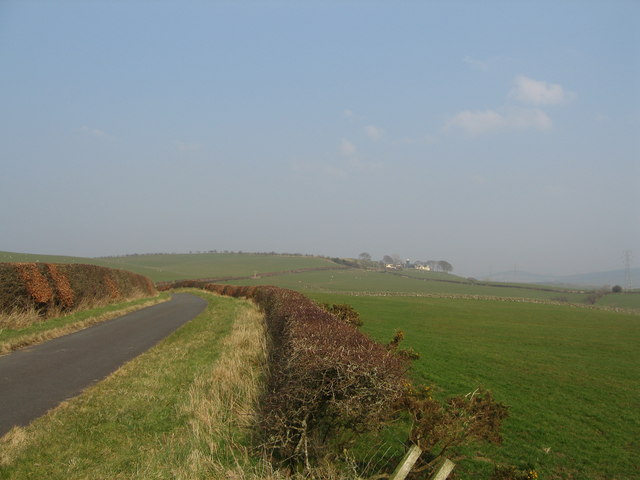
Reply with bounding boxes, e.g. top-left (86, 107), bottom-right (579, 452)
top-left (1, 1), bottom-right (638, 277)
